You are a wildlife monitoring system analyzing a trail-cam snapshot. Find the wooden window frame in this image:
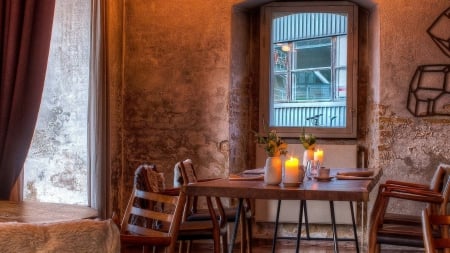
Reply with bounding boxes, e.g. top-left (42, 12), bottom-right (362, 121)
top-left (259, 1), bottom-right (359, 138)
